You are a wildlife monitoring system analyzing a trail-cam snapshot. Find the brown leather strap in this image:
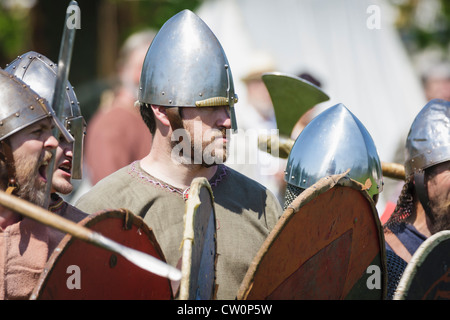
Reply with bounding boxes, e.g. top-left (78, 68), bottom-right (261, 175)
top-left (384, 231), bottom-right (412, 263)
